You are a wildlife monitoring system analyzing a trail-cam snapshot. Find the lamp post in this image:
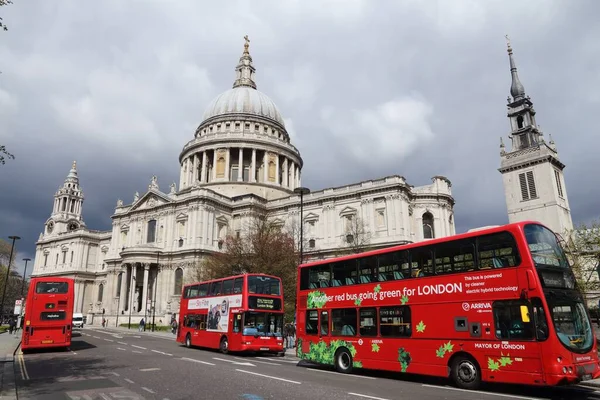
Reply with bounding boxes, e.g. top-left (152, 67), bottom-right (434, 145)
top-left (0, 236), bottom-right (20, 319)
top-left (21, 258), bottom-right (31, 296)
top-left (293, 187), bottom-right (310, 265)
top-left (152, 251), bottom-right (160, 332)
